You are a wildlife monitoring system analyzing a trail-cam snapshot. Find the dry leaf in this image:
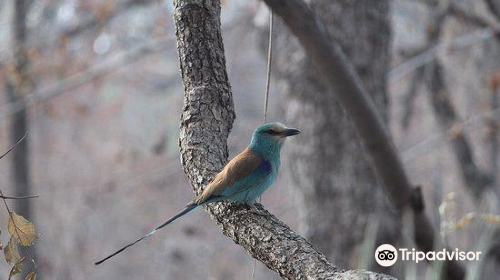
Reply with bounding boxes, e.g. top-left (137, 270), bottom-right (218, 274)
top-left (26, 271), bottom-right (37, 280)
top-left (8, 257), bottom-right (24, 280)
top-left (481, 214), bottom-right (500, 225)
top-left (8, 212), bottom-right (37, 246)
top-left (4, 237), bottom-right (21, 265)
top-left (453, 213), bottom-right (476, 229)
